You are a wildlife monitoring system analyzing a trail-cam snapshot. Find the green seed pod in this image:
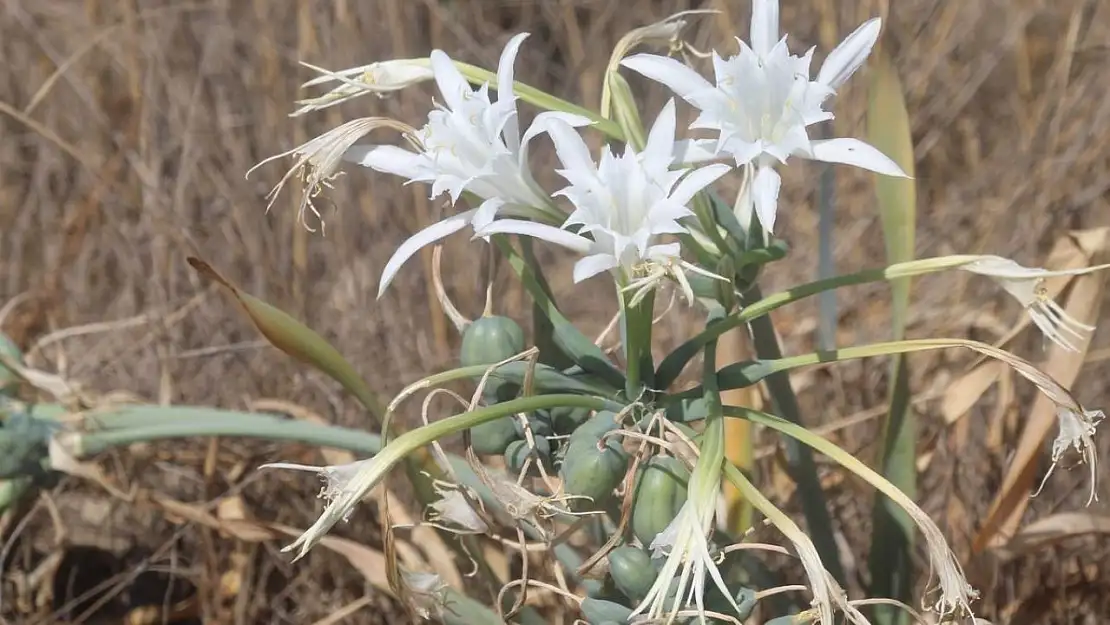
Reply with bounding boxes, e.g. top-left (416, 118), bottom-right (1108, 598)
top-left (631, 456), bottom-right (690, 547)
top-left (0, 333), bottom-right (22, 396)
top-left (504, 437), bottom-right (553, 477)
top-left (513, 411), bottom-right (553, 438)
top-left (0, 413), bottom-right (52, 479)
top-left (579, 597), bottom-right (632, 624)
top-left (763, 616), bottom-right (806, 625)
top-left (460, 315), bottom-right (525, 368)
top-left (705, 583), bottom-right (758, 621)
top-left (468, 417), bottom-right (519, 455)
top-left (606, 546), bottom-right (656, 602)
top-left (560, 434), bottom-right (628, 512)
top-left (568, 410), bottom-right (621, 447)
top-left (549, 405), bottom-right (591, 435)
